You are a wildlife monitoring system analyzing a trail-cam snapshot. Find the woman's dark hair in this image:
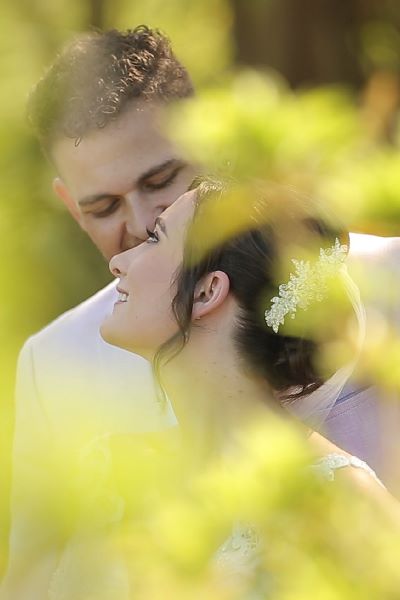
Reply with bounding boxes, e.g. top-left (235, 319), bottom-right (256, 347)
top-left (154, 177), bottom-right (350, 406)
